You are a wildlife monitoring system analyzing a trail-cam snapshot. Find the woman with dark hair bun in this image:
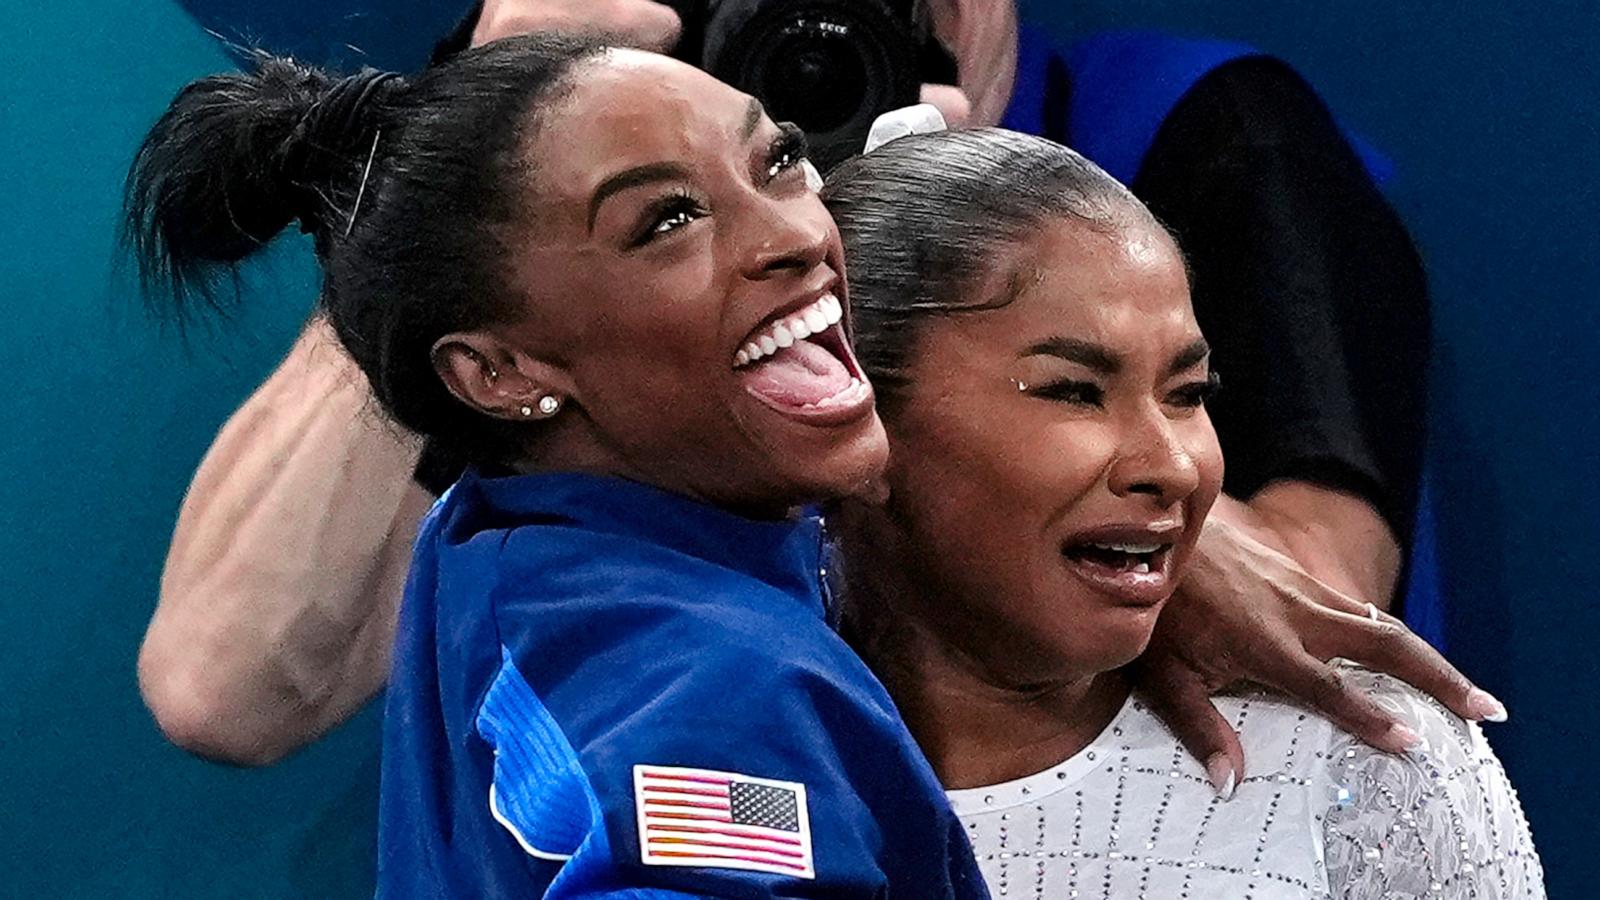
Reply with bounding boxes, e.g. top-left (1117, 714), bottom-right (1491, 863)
top-left (824, 128), bottom-right (1544, 899)
top-left (126, 36), bottom-right (987, 899)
